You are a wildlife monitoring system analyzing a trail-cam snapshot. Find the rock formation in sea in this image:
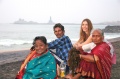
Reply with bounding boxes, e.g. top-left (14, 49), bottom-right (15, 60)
top-left (103, 25), bottom-right (120, 33)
